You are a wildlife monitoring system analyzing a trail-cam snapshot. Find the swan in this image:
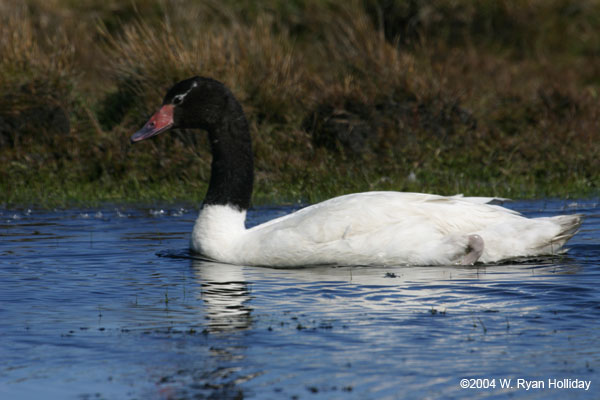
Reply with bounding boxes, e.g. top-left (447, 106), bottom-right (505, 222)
top-left (131, 76), bottom-right (581, 267)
